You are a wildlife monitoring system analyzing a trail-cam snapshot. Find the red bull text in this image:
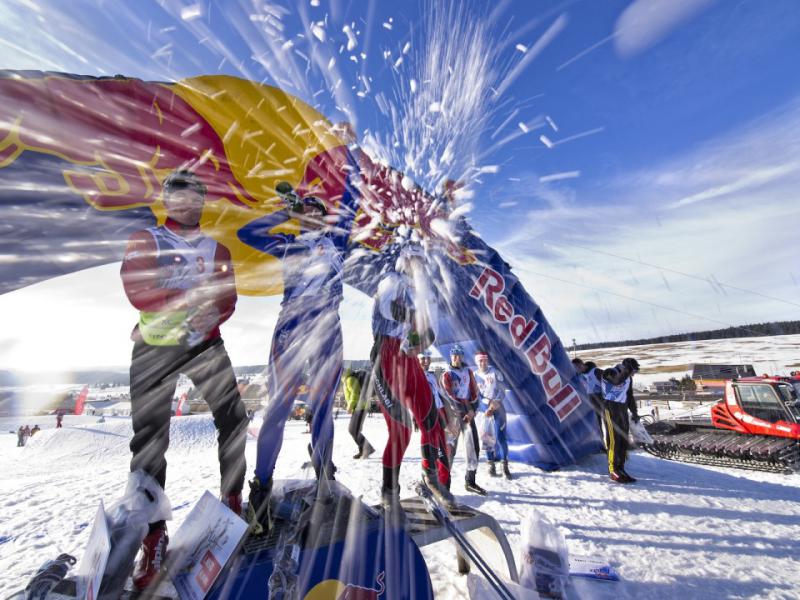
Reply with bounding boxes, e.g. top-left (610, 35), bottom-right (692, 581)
top-left (469, 266), bottom-right (581, 421)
